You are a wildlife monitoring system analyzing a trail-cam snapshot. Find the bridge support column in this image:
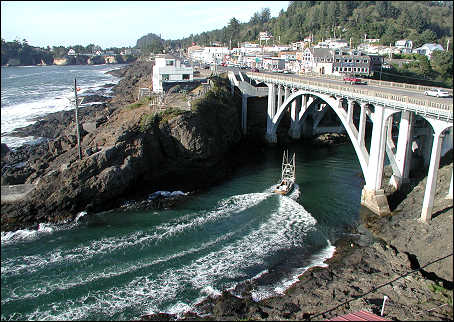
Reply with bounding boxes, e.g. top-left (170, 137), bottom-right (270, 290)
top-left (358, 103), bottom-right (367, 148)
top-left (284, 86), bottom-right (290, 101)
top-left (277, 85), bottom-right (283, 110)
top-left (347, 100), bottom-right (354, 125)
top-left (361, 105), bottom-right (391, 216)
top-left (390, 111), bottom-right (414, 189)
top-left (289, 97), bottom-right (301, 139)
top-left (266, 83), bottom-right (277, 143)
top-left (420, 130), bottom-right (445, 223)
top-left (241, 93), bottom-right (248, 135)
